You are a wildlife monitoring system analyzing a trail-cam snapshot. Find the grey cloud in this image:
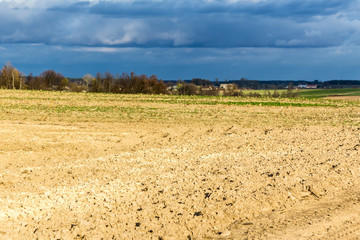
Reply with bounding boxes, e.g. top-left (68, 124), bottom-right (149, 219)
top-left (1, 0), bottom-right (360, 49)
top-left (52, 0), bottom-right (356, 20)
